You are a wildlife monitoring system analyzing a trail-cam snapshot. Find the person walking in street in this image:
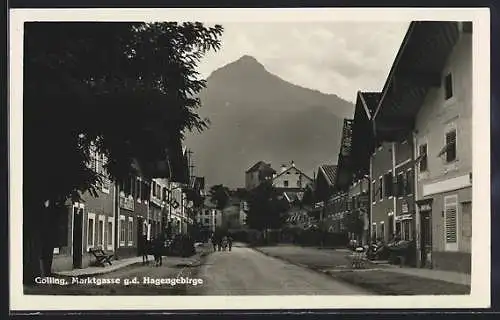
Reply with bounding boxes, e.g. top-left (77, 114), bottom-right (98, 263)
top-left (152, 234), bottom-right (163, 267)
top-left (217, 235), bottom-right (222, 252)
top-left (222, 236), bottom-right (228, 251)
top-left (210, 233), bottom-right (217, 252)
top-left (227, 234), bottom-right (233, 252)
top-left (140, 234), bottom-right (149, 265)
